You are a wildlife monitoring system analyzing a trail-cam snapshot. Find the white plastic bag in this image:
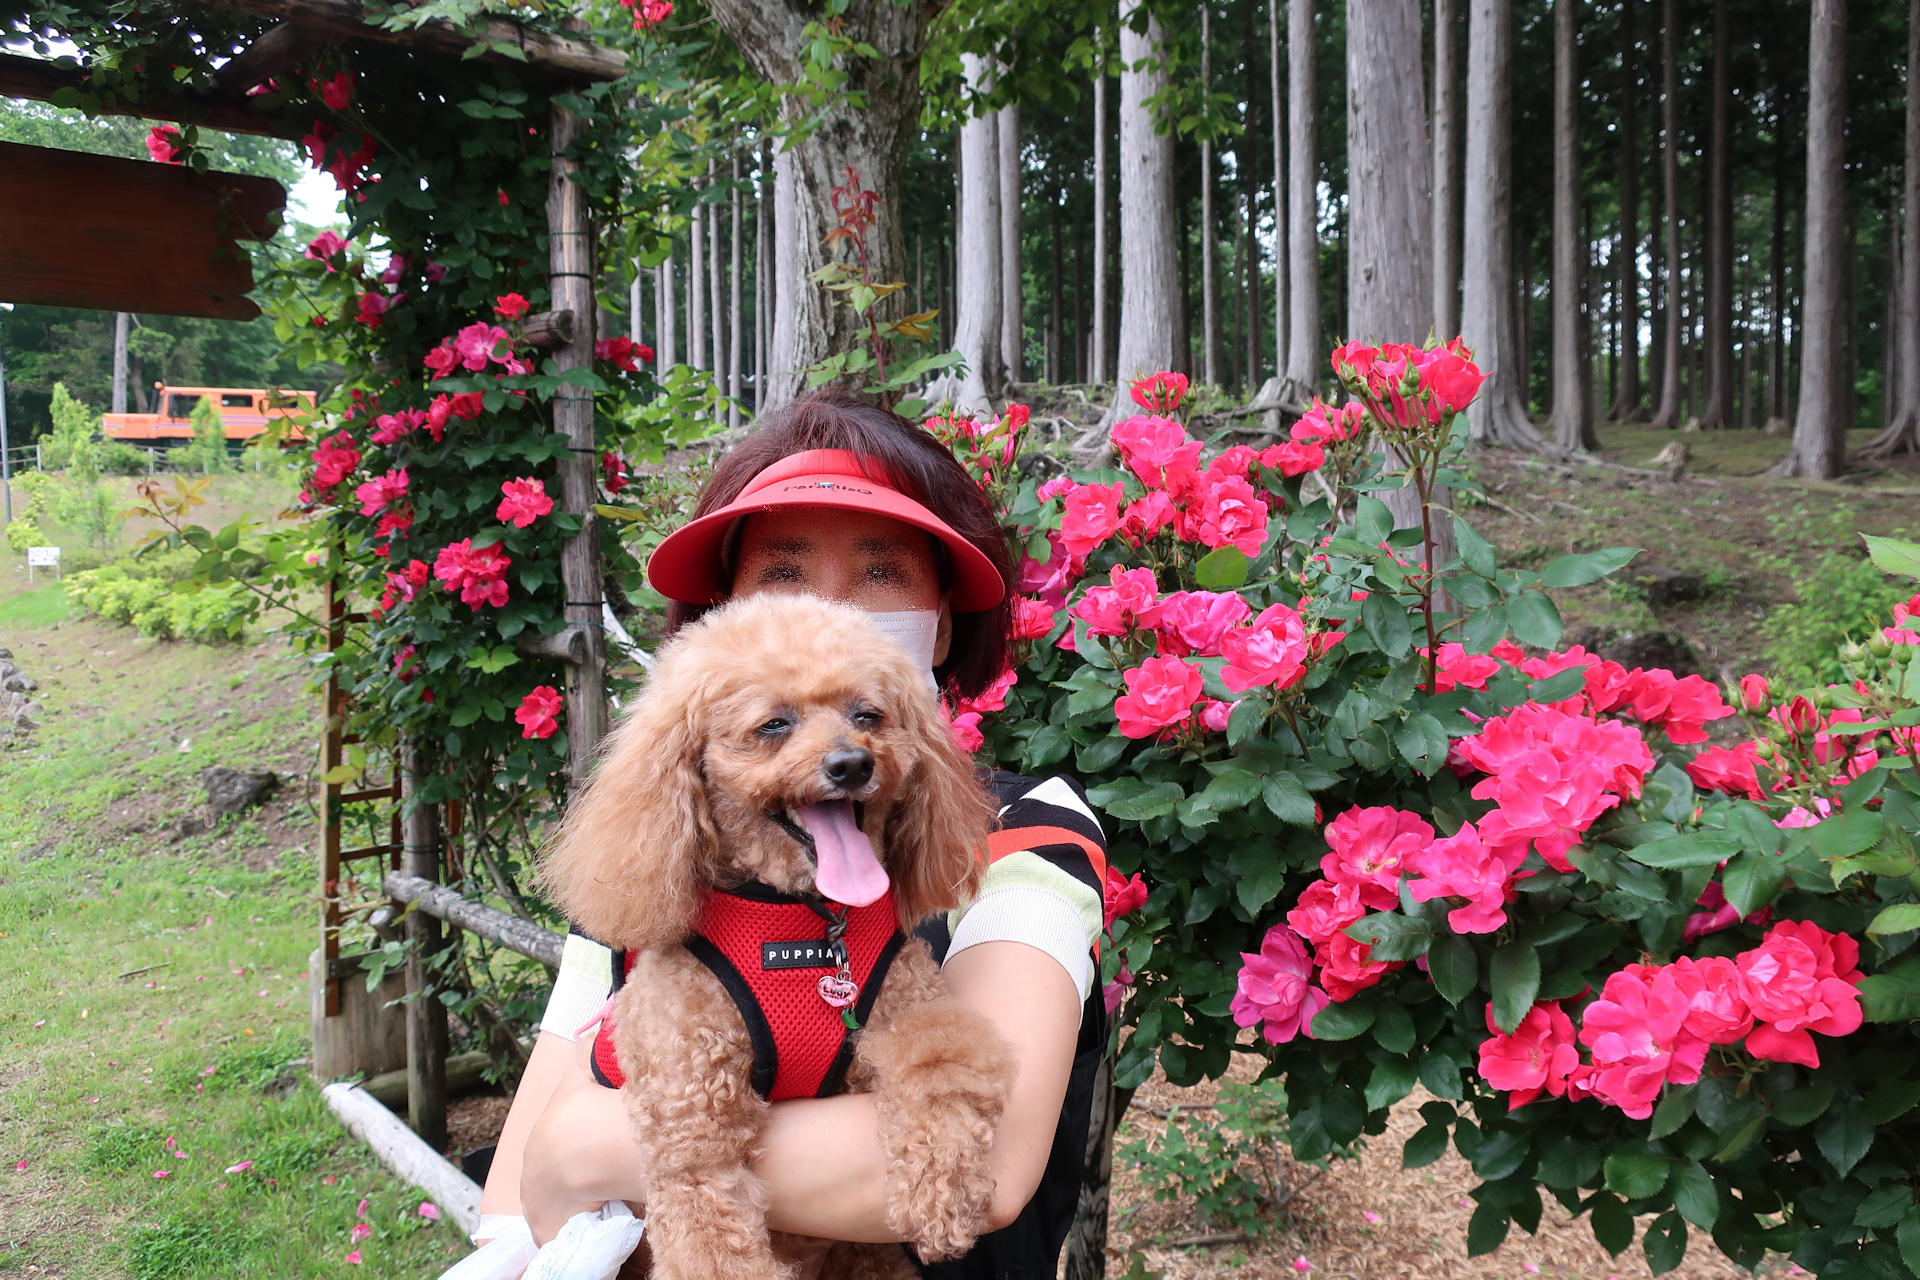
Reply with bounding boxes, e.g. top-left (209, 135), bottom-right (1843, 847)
top-left (434, 1204), bottom-right (644, 1280)
top-left (526, 1202), bottom-right (646, 1280)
